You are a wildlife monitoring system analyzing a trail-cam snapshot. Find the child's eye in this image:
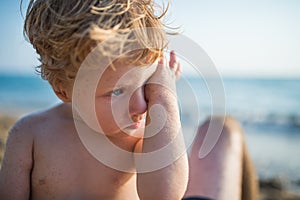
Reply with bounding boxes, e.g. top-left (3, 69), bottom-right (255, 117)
top-left (111, 88), bottom-right (124, 97)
